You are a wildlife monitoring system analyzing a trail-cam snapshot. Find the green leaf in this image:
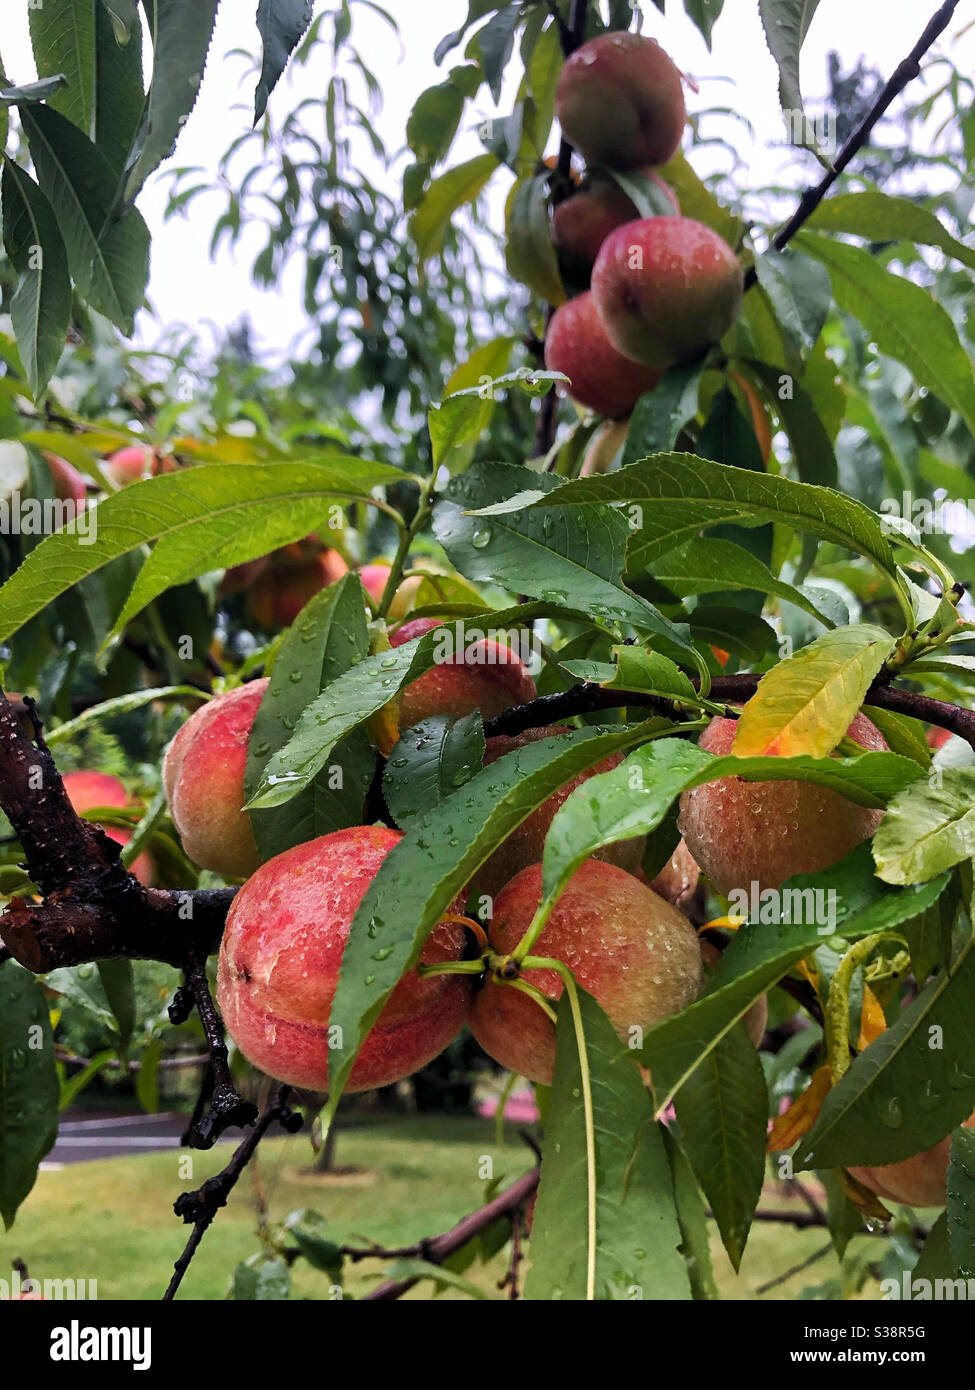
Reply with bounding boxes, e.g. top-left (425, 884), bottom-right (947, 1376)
top-left (411, 153), bottom-right (498, 260)
top-left (650, 537), bottom-right (836, 628)
top-left (758, 0), bottom-right (824, 157)
top-left (407, 80), bottom-right (465, 165)
top-left (434, 462), bottom-right (692, 651)
top-left (135, 1036), bottom-right (161, 1114)
top-left (752, 249), bottom-right (831, 377)
top-left (383, 1257), bottom-right (489, 1299)
top-left (473, 6), bottom-right (520, 103)
top-left (505, 173), bottom-right (566, 306)
top-left (539, 737), bottom-right (919, 911)
top-left (525, 988), bottom-right (691, 1301)
top-left (683, 0), bottom-right (725, 49)
top-left (733, 624), bottom-right (894, 759)
top-left (325, 723), bottom-right (653, 1114)
top-left (0, 459), bottom-right (402, 646)
top-left (873, 768), bottom-right (975, 885)
top-left (94, 0), bottom-right (144, 174)
top-left (0, 77), bottom-right (70, 106)
top-left (100, 1), bottom-right (141, 45)
top-left (283, 1208), bottom-right (343, 1279)
top-left (664, 1131), bottom-right (719, 1299)
top-left (637, 846), bottom-right (949, 1111)
top-left (817, 1168), bottom-right (864, 1261)
top-left (45, 686), bottom-right (209, 746)
top-left (1, 160), bottom-right (71, 399)
top-left (913, 1210), bottom-right (953, 1282)
top-left (797, 939), bottom-right (975, 1170)
top-left (807, 191), bottom-right (975, 273)
top-left (747, 359), bottom-right (837, 488)
top-left (254, 0), bottom-right (314, 121)
top-left (429, 369), bottom-right (562, 467)
top-left (510, 453), bottom-right (898, 582)
top-left (0, 963), bottom-right (59, 1229)
top-left (245, 574), bottom-right (375, 859)
top-left (96, 960), bottom-right (135, 1049)
top-left (655, 152), bottom-right (742, 246)
top-left (231, 1257), bottom-right (291, 1300)
top-left (797, 232), bottom-right (975, 438)
top-left (600, 645), bottom-right (697, 701)
top-left (29, 0), bottom-right (97, 135)
top-left (674, 1024), bottom-right (767, 1270)
top-left (123, 0), bottom-right (221, 203)
top-left (947, 1127), bottom-right (975, 1278)
top-left (383, 712), bottom-right (485, 829)
top-left (622, 364), bottom-right (703, 464)
top-left (20, 102), bottom-right (150, 333)
top-left (247, 625), bottom-right (442, 809)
